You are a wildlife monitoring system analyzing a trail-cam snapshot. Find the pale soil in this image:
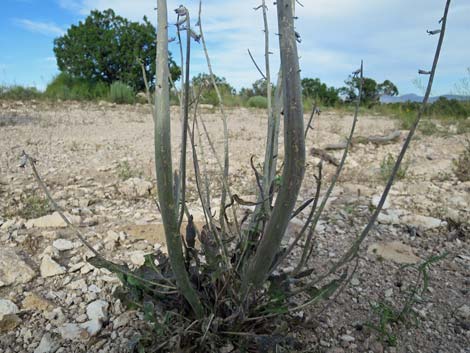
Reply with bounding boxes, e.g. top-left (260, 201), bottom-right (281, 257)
top-left (0, 101), bottom-right (469, 353)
